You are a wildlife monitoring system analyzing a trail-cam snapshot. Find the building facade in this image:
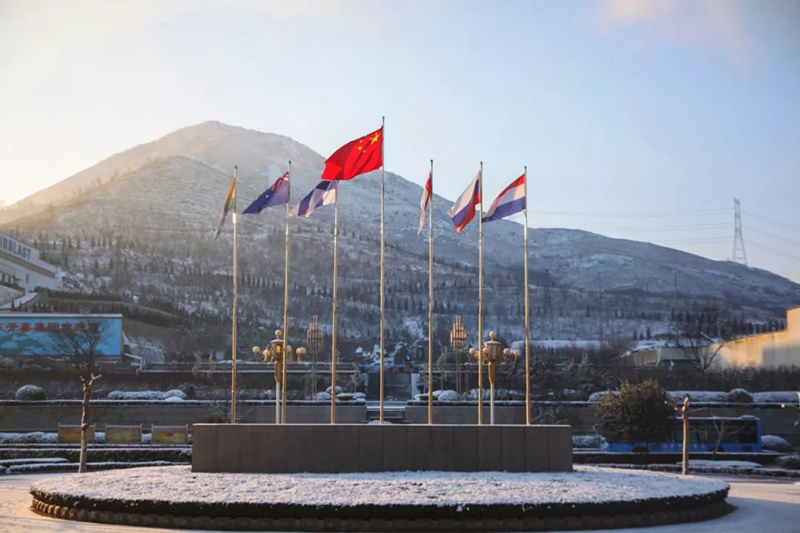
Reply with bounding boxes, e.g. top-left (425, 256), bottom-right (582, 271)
top-left (0, 232), bottom-right (56, 293)
top-left (715, 307), bottom-right (800, 369)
